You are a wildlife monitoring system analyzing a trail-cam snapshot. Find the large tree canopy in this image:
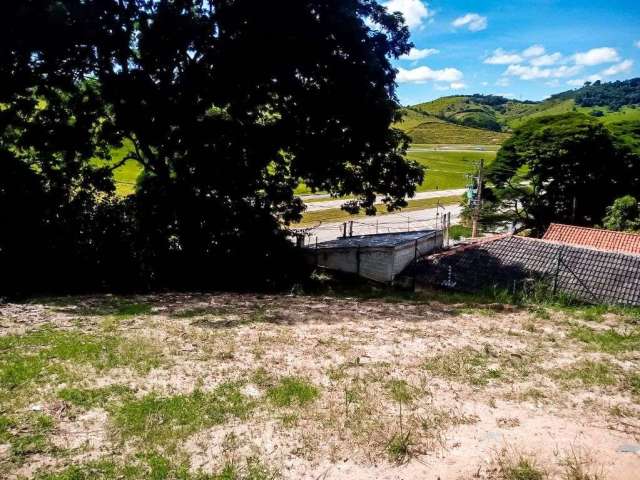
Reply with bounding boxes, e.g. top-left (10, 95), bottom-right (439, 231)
top-left (0, 0), bottom-right (423, 294)
top-left (485, 113), bottom-right (640, 234)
